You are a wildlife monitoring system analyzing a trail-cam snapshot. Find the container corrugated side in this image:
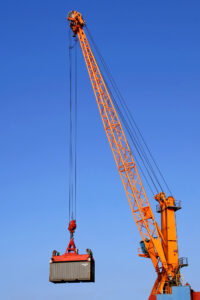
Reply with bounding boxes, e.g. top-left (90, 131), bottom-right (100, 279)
top-left (49, 260), bottom-right (95, 283)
